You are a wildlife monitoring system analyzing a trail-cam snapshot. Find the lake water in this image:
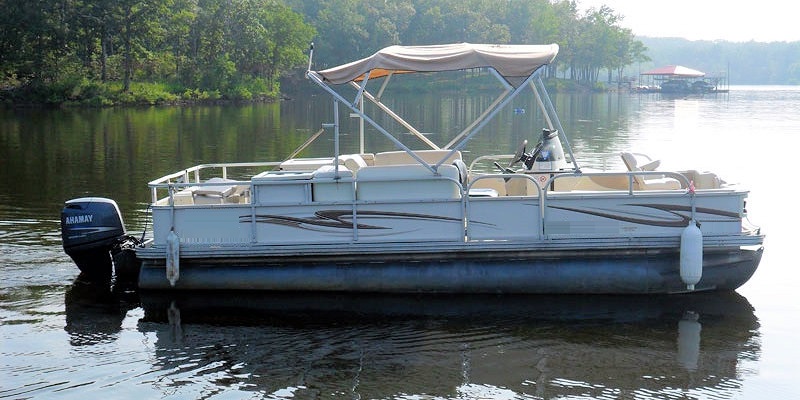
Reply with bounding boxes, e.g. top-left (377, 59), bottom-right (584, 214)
top-left (1, 86), bottom-right (799, 399)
